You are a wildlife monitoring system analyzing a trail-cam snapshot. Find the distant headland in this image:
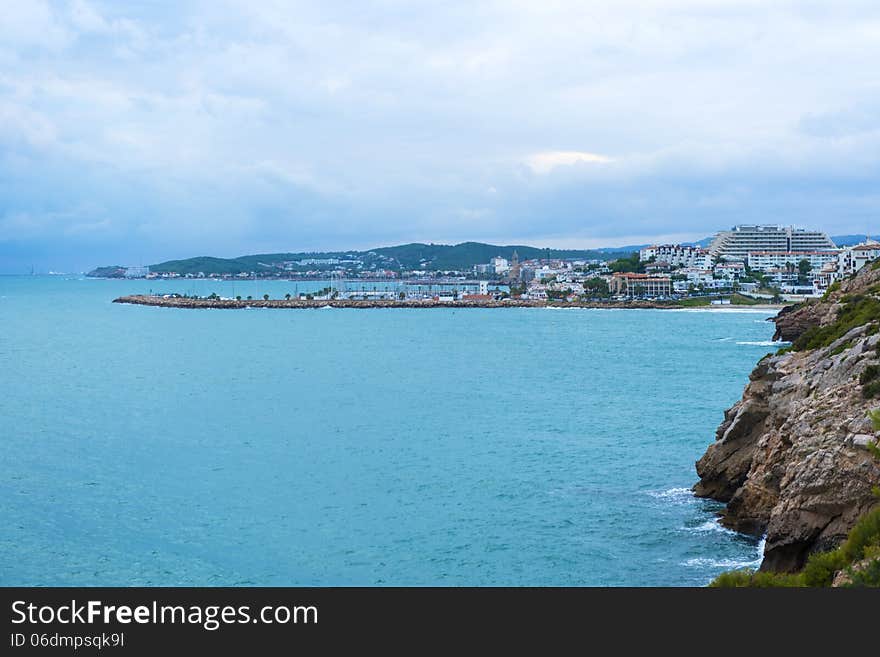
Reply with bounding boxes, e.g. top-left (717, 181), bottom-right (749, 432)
top-left (88, 241), bottom-right (643, 279)
top-left (94, 229), bottom-right (877, 307)
top-left (86, 234), bottom-right (873, 280)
